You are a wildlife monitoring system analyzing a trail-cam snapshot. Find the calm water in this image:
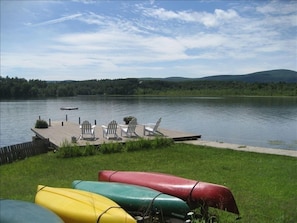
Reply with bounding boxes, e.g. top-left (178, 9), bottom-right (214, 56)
top-left (1, 96), bottom-right (296, 150)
